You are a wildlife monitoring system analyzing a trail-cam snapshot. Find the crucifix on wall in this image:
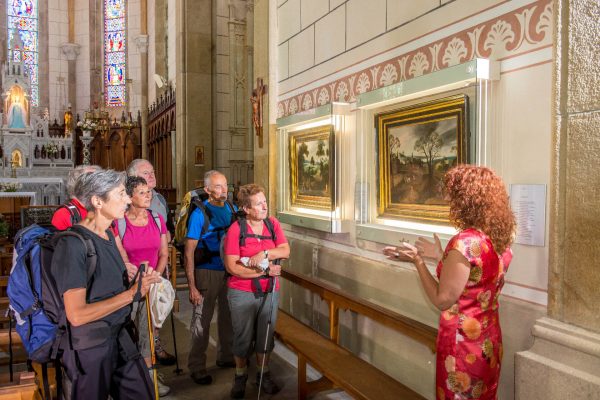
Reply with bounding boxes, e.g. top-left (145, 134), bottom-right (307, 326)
top-left (251, 78), bottom-right (267, 148)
